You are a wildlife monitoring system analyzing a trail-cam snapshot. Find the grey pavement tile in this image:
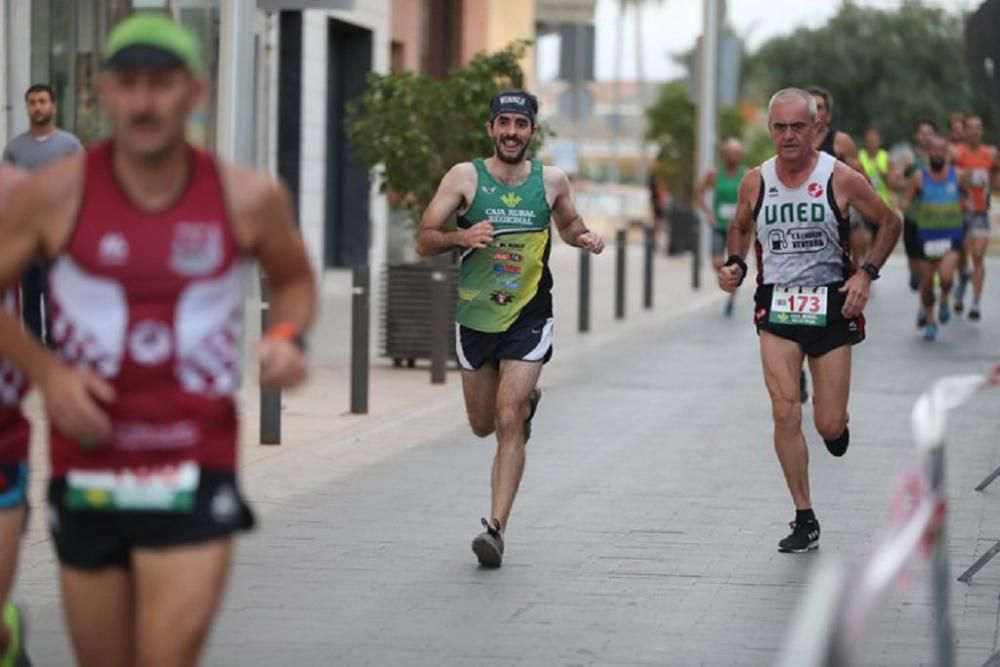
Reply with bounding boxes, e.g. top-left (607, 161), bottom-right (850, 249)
top-left (14, 258), bottom-right (1000, 666)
